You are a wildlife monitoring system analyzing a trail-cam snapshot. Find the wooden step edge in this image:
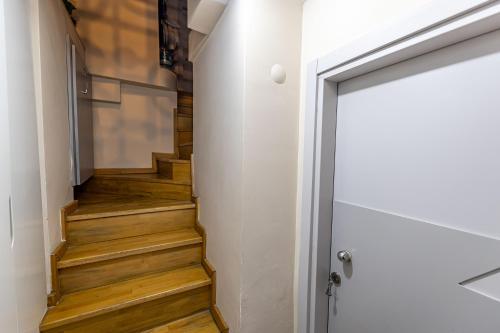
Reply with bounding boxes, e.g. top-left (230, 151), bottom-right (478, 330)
top-left (178, 142), bottom-right (193, 147)
top-left (157, 158), bottom-right (191, 164)
top-left (141, 310), bottom-right (220, 333)
top-left (177, 112), bottom-right (193, 118)
top-left (39, 267), bottom-right (212, 331)
top-left (94, 152), bottom-right (177, 175)
top-left (58, 232), bottom-right (203, 269)
top-left (67, 202), bottom-right (195, 222)
top-left (94, 174), bottom-right (192, 186)
top-left (94, 168), bottom-right (156, 175)
top-left (152, 152), bottom-right (178, 171)
top-left (177, 110), bottom-right (193, 117)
